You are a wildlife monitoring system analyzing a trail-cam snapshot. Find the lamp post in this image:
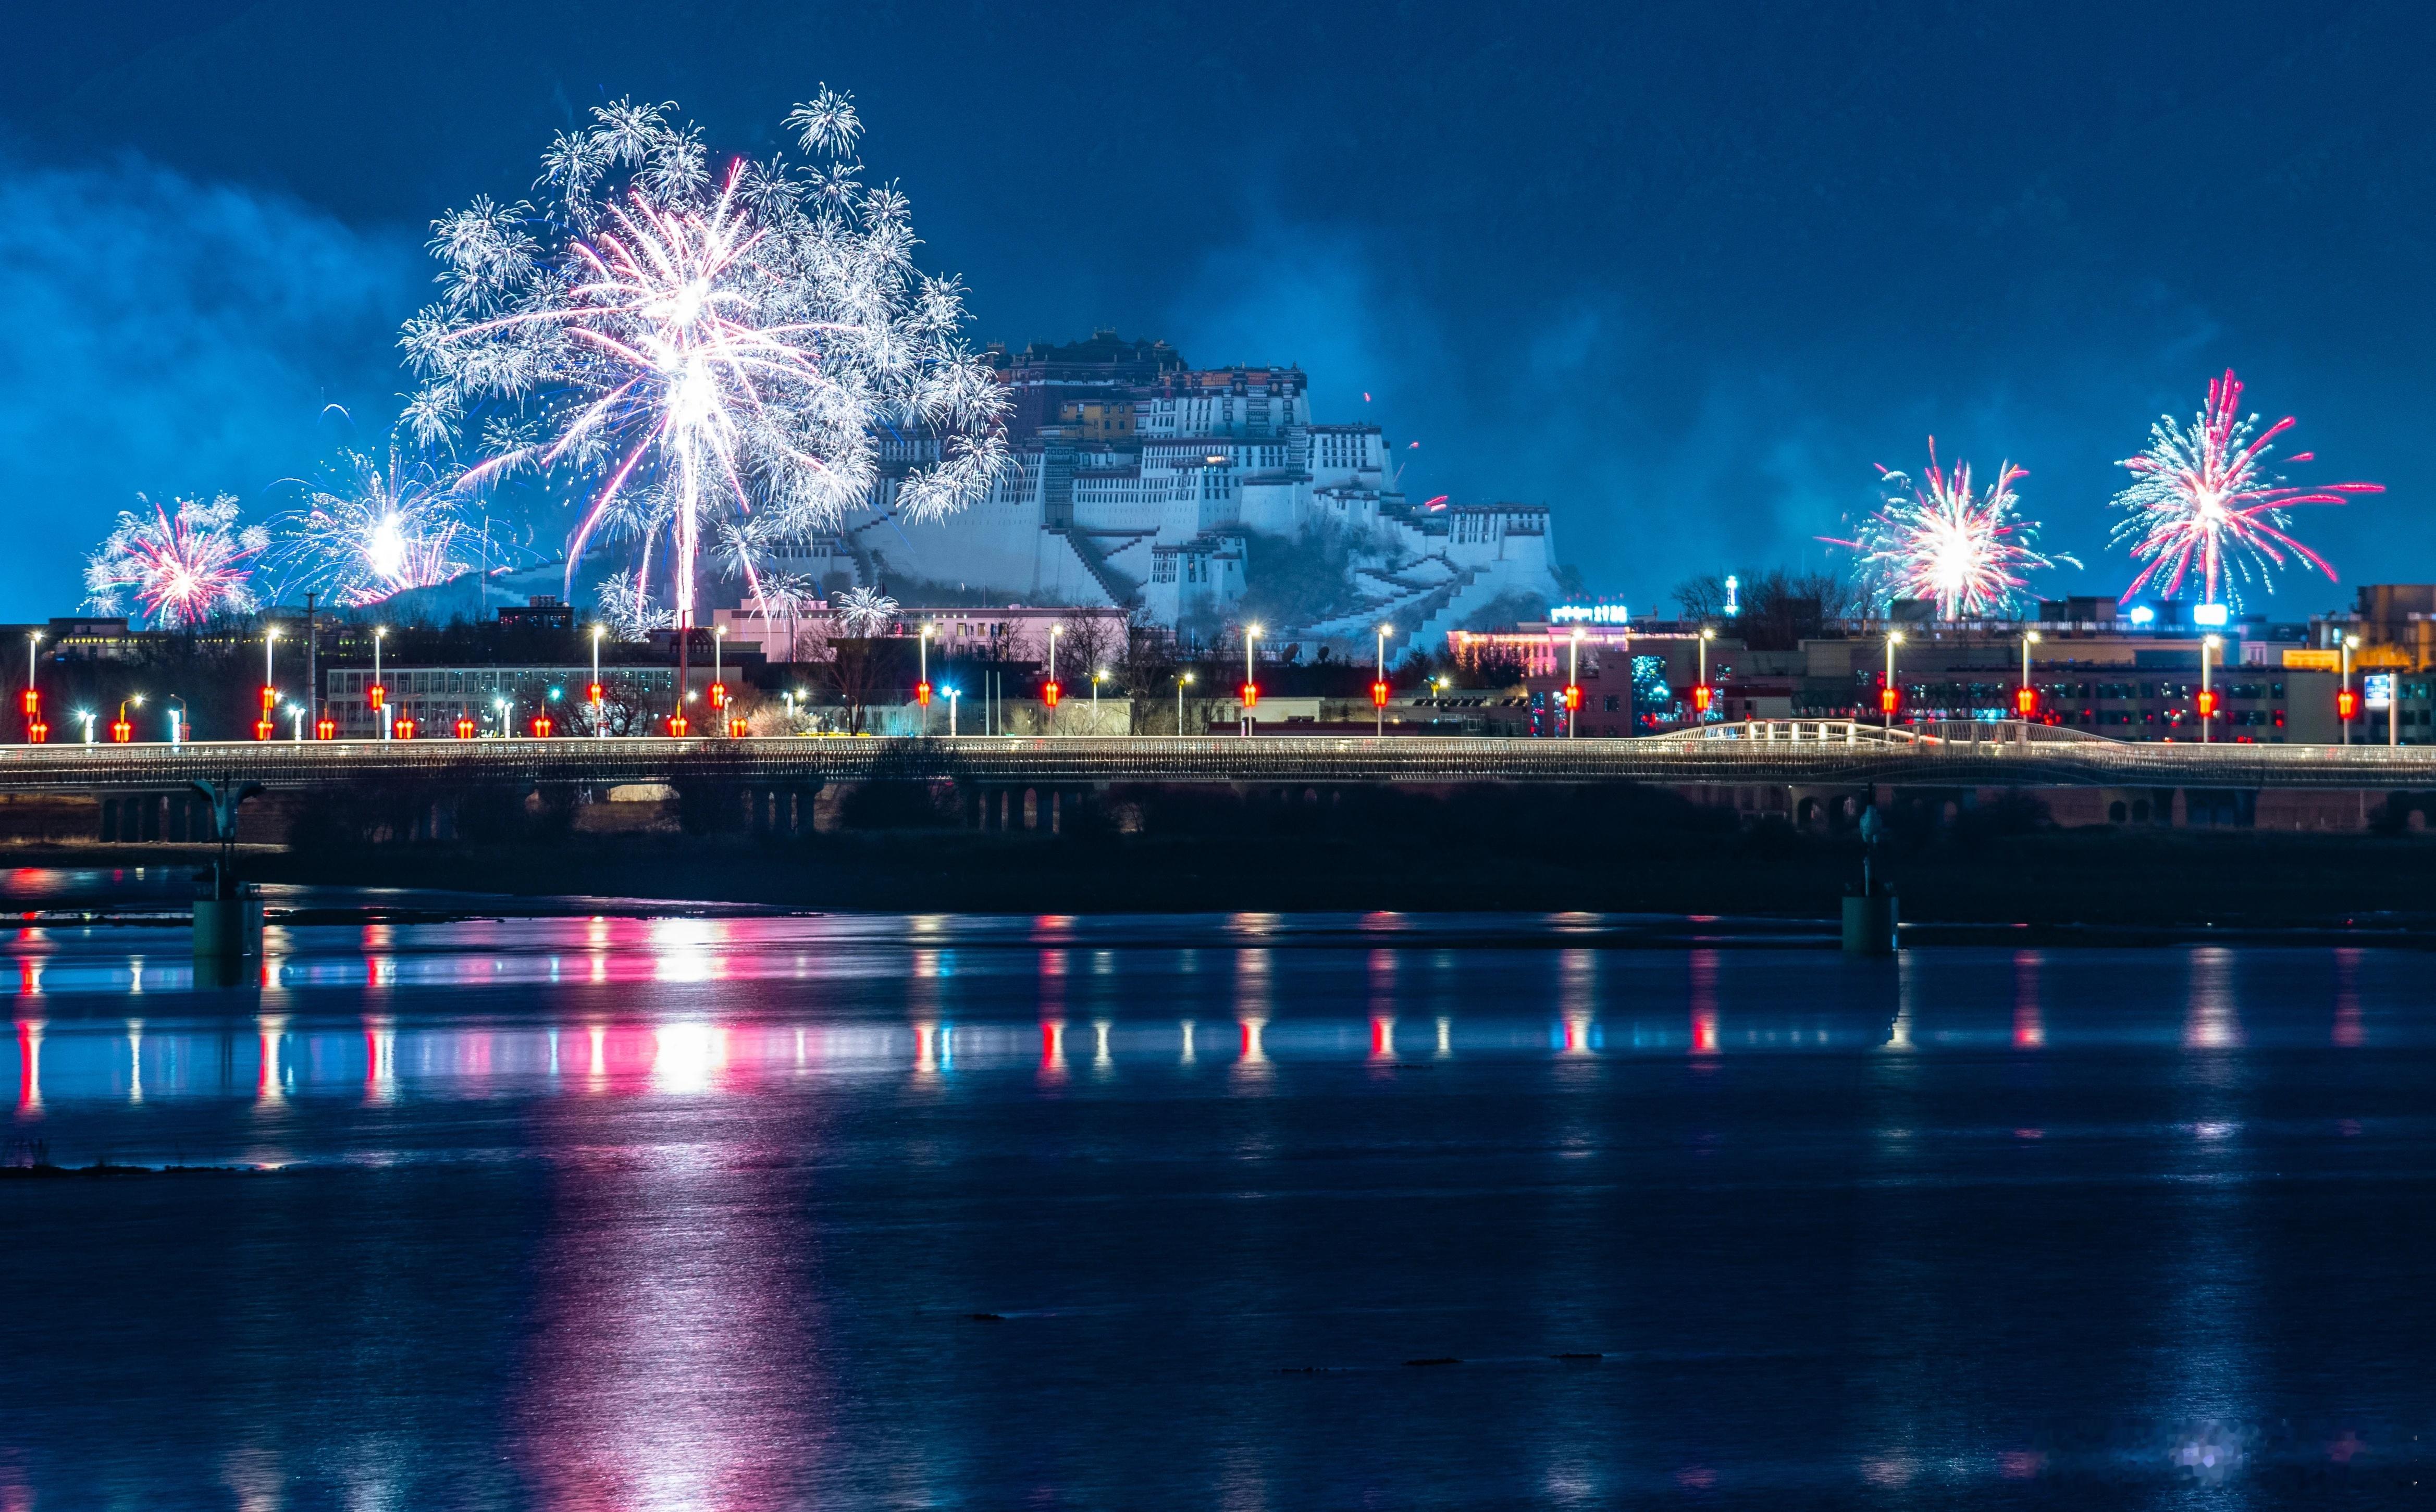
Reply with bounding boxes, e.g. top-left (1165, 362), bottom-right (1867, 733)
top-left (22, 630), bottom-right (41, 744)
top-left (288, 702), bottom-right (305, 742)
top-left (1883, 631), bottom-right (1905, 729)
top-left (590, 624), bottom-right (605, 738)
top-left (2018, 630), bottom-right (2041, 721)
top-left (166, 696), bottom-right (186, 747)
top-left (1046, 623), bottom-right (1062, 734)
top-left (1374, 623), bottom-right (1394, 737)
top-left (1695, 626), bottom-right (1717, 724)
top-left (946, 685), bottom-right (961, 737)
top-left (1177, 671), bottom-right (1195, 736)
top-left (1242, 625), bottom-right (1262, 737)
top-left (710, 625), bottom-right (730, 733)
top-left (2342, 633), bottom-right (2359, 745)
top-left (1565, 626), bottom-right (1585, 738)
top-left (917, 625), bottom-right (935, 735)
top-left (76, 710), bottom-right (94, 745)
top-left (2199, 634), bottom-right (2221, 743)
top-left (261, 626), bottom-right (279, 741)
top-left (496, 694), bottom-right (512, 739)
top-left (372, 626), bottom-right (389, 741)
top-left (1092, 668), bottom-right (1105, 734)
